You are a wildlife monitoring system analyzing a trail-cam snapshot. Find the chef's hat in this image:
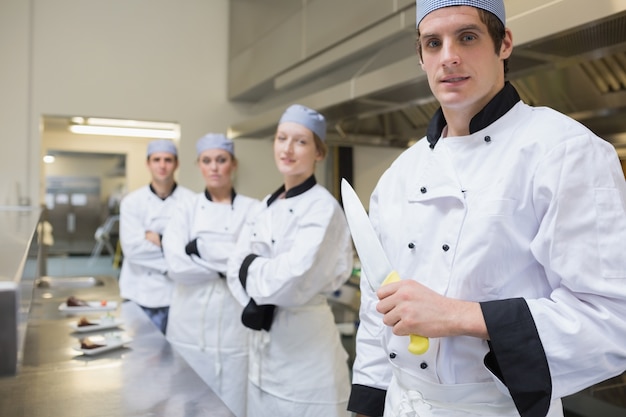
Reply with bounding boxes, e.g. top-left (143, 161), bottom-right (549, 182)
top-left (147, 139), bottom-right (178, 157)
top-left (416, 0), bottom-right (505, 27)
top-left (196, 133), bottom-right (235, 157)
top-left (278, 104), bottom-right (327, 141)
